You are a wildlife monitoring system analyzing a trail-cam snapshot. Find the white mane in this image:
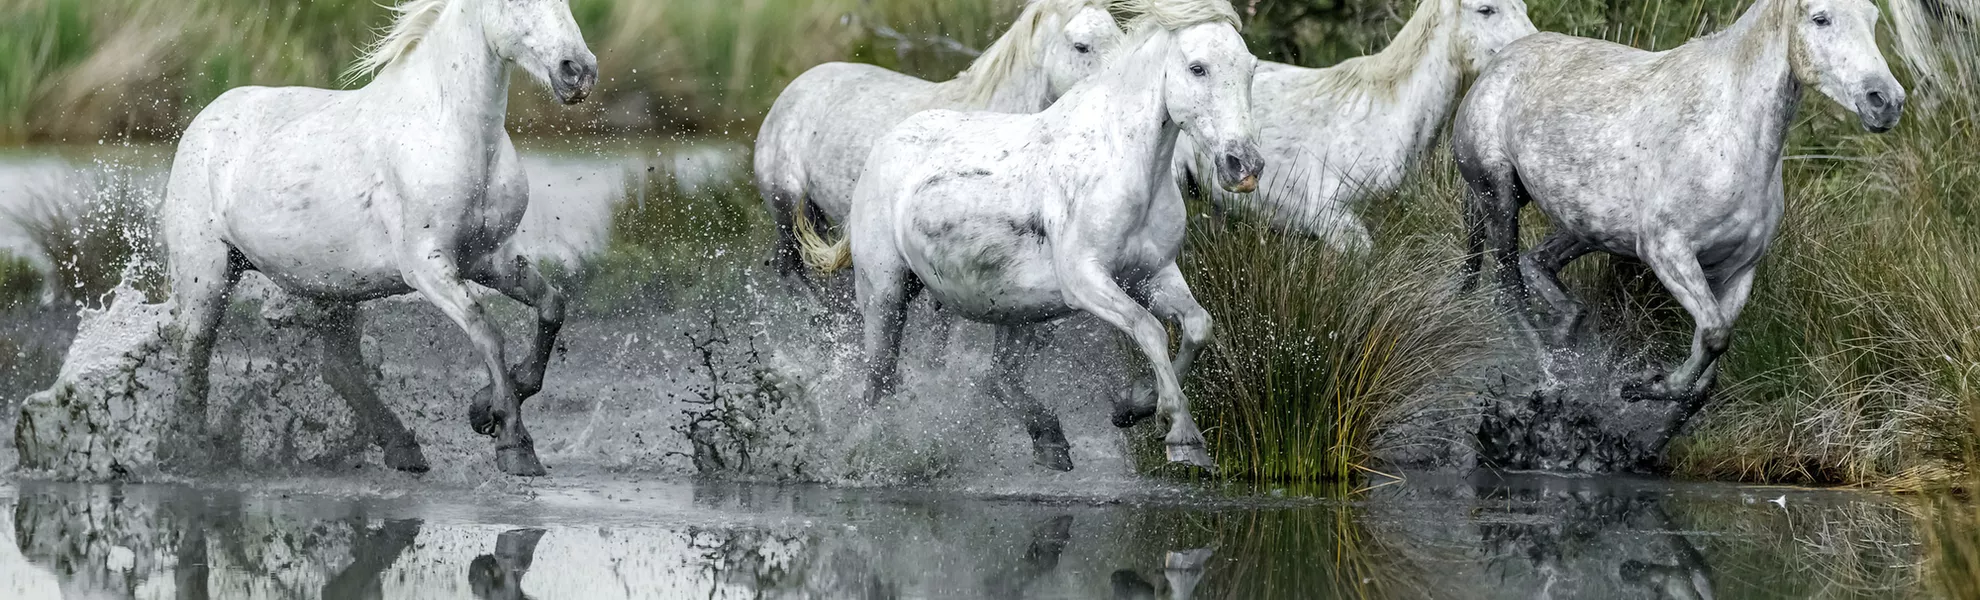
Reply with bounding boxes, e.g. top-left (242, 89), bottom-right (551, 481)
top-left (1305, 0), bottom-right (1450, 101)
top-left (1111, 0), bottom-right (1243, 32)
top-left (939, 0), bottom-right (1110, 107)
top-left (342, 0), bottom-right (454, 86)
